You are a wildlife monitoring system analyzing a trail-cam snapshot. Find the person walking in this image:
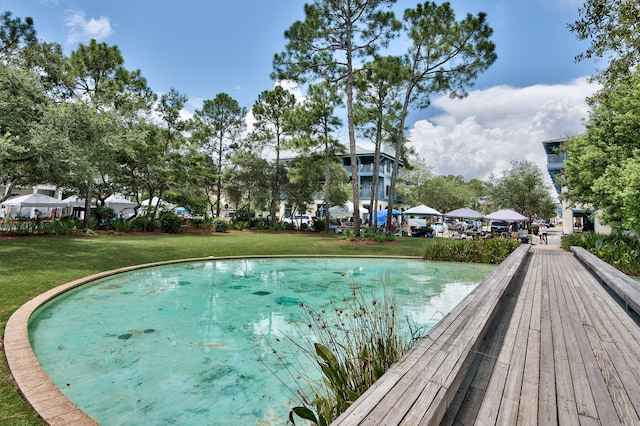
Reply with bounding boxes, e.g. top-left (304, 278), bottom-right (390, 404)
top-left (539, 223), bottom-right (548, 244)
